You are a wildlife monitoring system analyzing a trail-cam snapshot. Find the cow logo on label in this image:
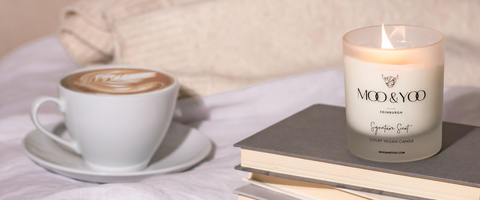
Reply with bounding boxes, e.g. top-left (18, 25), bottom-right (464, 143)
top-left (382, 74), bottom-right (399, 88)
